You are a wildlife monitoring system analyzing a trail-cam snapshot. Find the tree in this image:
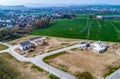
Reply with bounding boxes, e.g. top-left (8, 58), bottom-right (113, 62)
top-left (23, 25), bottom-right (34, 34)
top-left (33, 18), bottom-right (50, 29)
top-left (0, 28), bottom-right (8, 40)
